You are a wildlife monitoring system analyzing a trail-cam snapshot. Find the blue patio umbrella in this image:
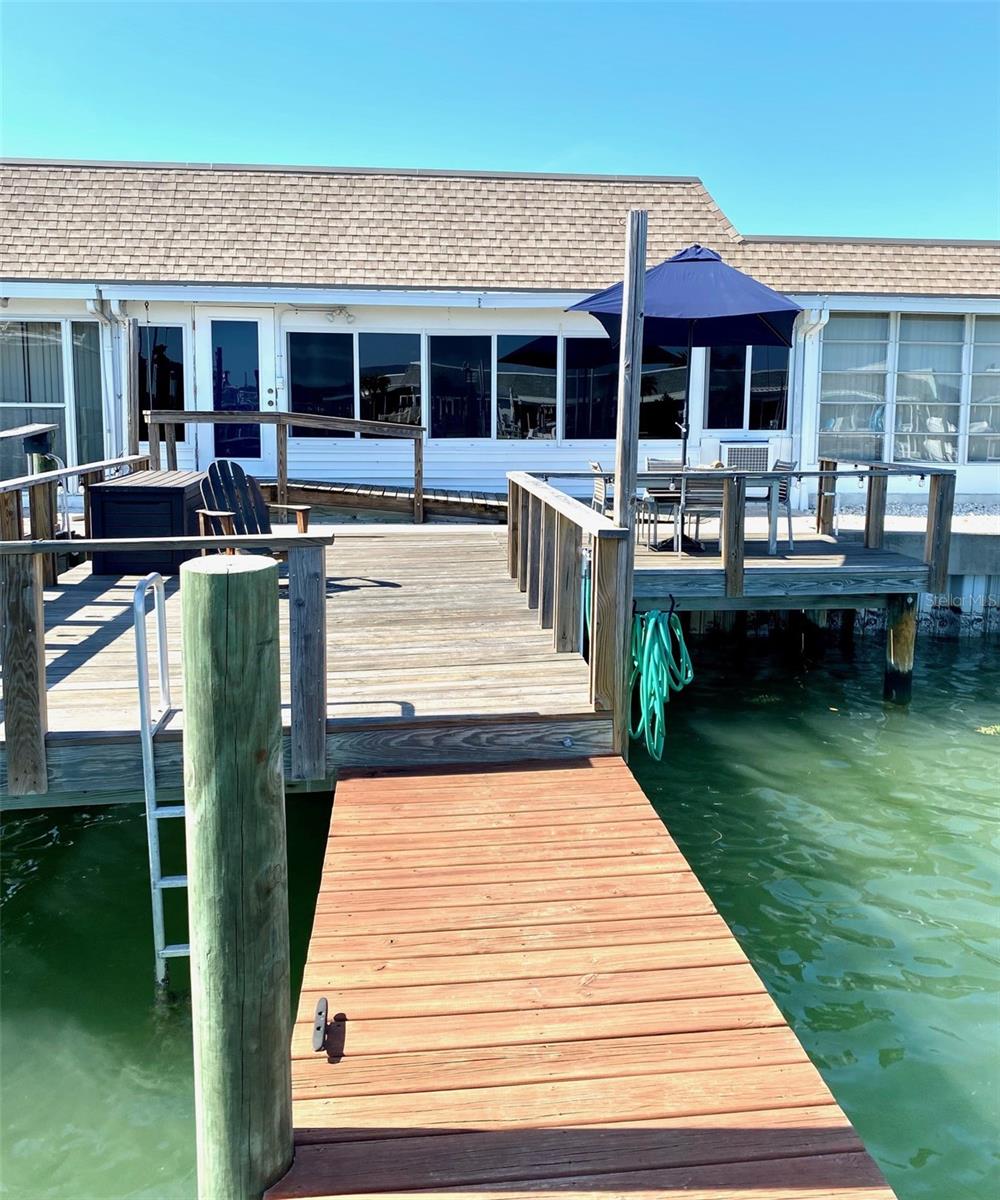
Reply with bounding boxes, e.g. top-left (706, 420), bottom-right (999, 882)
top-left (568, 244), bottom-right (802, 463)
